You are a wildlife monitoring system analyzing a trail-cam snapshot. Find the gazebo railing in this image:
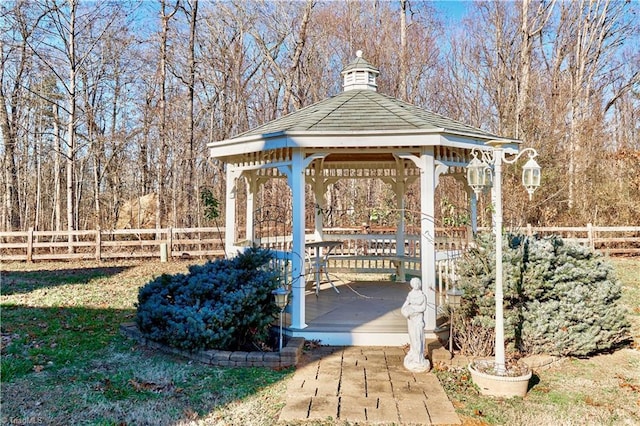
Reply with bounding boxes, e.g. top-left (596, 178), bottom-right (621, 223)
top-left (268, 250), bottom-right (296, 289)
top-left (254, 226), bottom-right (469, 311)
